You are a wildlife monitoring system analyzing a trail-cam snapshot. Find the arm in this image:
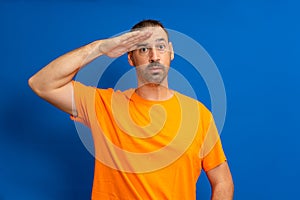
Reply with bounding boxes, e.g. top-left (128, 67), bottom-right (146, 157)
top-left (28, 30), bottom-right (151, 115)
top-left (206, 161), bottom-right (234, 200)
